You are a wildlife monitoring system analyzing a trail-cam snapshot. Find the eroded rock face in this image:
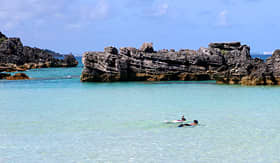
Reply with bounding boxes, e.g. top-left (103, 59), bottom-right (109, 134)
top-left (0, 38), bottom-right (25, 65)
top-left (81, 42), bottom-right (280, 85)
top-left (63, 55), bottom-right (79, 67)
top-left (0, 32), bottom-right (78, 73)
top-left (265, 49), bottom-right (280, 84)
